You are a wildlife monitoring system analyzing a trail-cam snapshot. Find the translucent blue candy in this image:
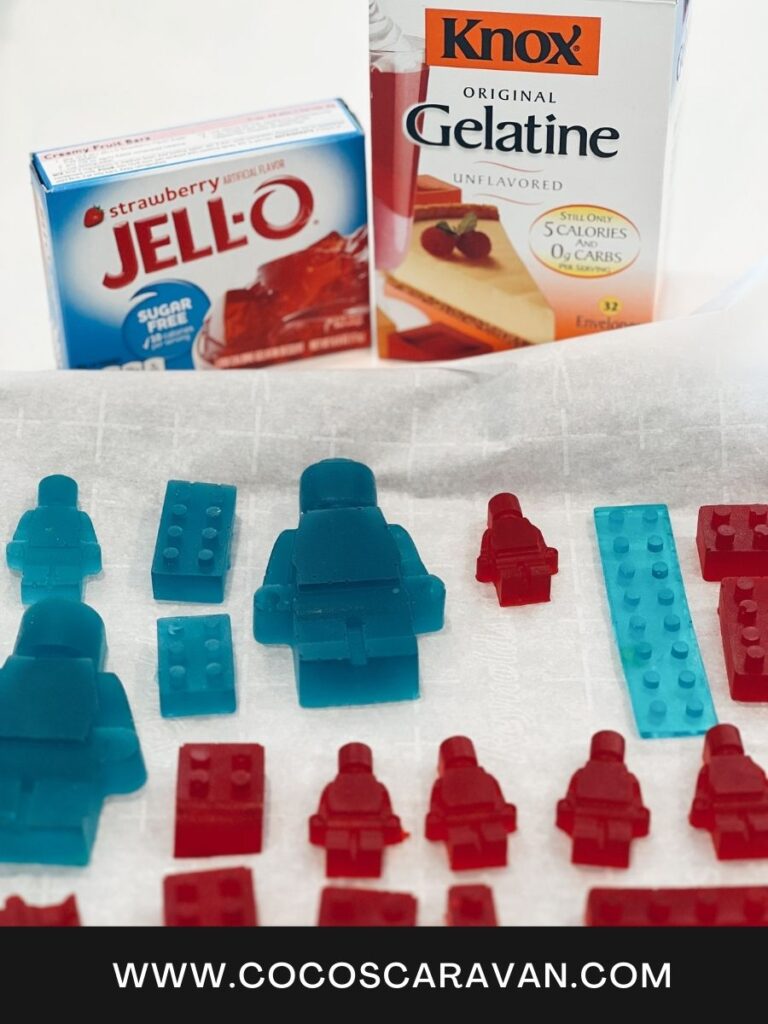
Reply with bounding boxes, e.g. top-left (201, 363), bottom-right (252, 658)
top-left (254, 459), bottom-right (445, 708)
top-left (157, 614), bottom-right (236, 718)
top-left (594, 504), bottom-right (718, 739)
top-left (6, 475), bottom-right (102, 604)
top-left (0, 599), bottom-right (147, 865)
top-left (151, 481), bottom-right (236, 603)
